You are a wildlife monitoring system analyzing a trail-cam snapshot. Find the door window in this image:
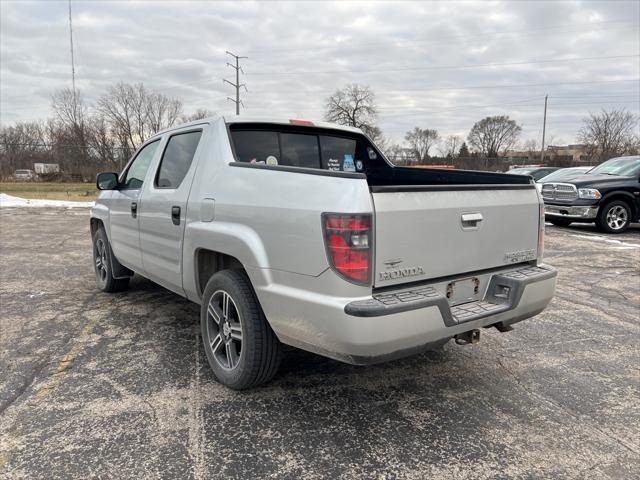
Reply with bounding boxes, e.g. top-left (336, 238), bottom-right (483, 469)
top-left (155, 130), bottom-right (203, 188)
top-left (122, 140), bottom-right (160, 189)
